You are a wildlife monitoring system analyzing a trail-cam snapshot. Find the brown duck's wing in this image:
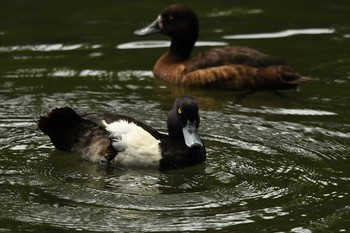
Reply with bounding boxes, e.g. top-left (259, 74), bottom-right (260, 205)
top-left (182, 64), bottom-right (314, 91)
top-left (185, 46), bottom-right (288, 73)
